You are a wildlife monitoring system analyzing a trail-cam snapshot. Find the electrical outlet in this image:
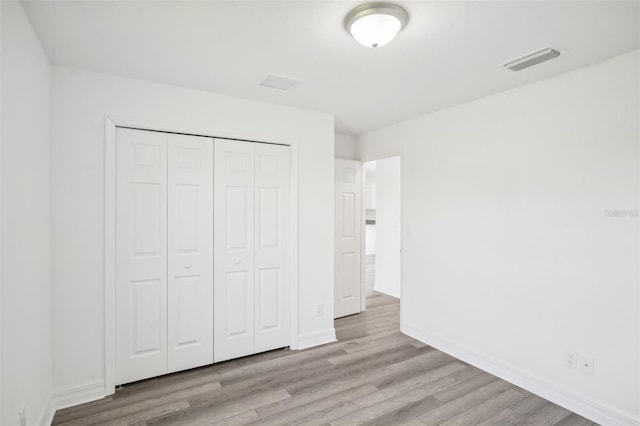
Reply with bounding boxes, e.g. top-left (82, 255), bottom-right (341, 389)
top-left (565, 351), bottom-right (577, 369)
top-left (579, 355), bottom-right (595, 376)
top-left (316, 304), bottom-right (324, 317)
top-left (19, 406), bottom-right (26, 426)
